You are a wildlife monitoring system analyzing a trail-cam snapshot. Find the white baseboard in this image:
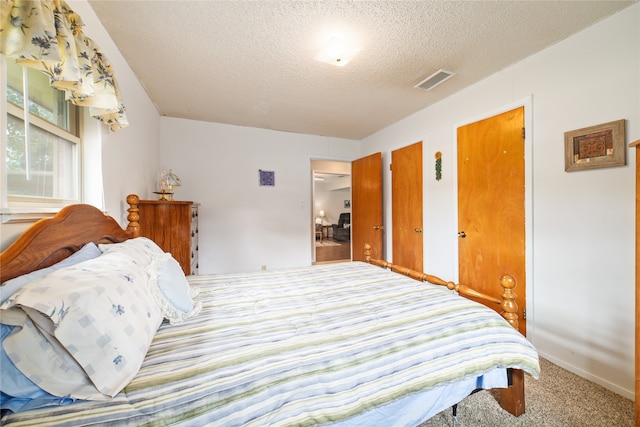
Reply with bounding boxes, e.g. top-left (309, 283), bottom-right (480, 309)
top-left (537, 351), bottom-right (634, 401)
